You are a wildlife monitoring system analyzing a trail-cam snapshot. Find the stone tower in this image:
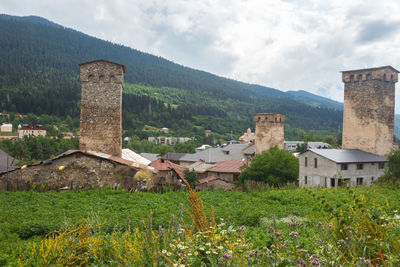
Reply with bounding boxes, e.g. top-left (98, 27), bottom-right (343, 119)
top-left (342, 66), bottom-right (398, 156)
top-left (78, 59), bottom-right (126, 157)
top-left (254, 113), bottom-right (285, 154)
